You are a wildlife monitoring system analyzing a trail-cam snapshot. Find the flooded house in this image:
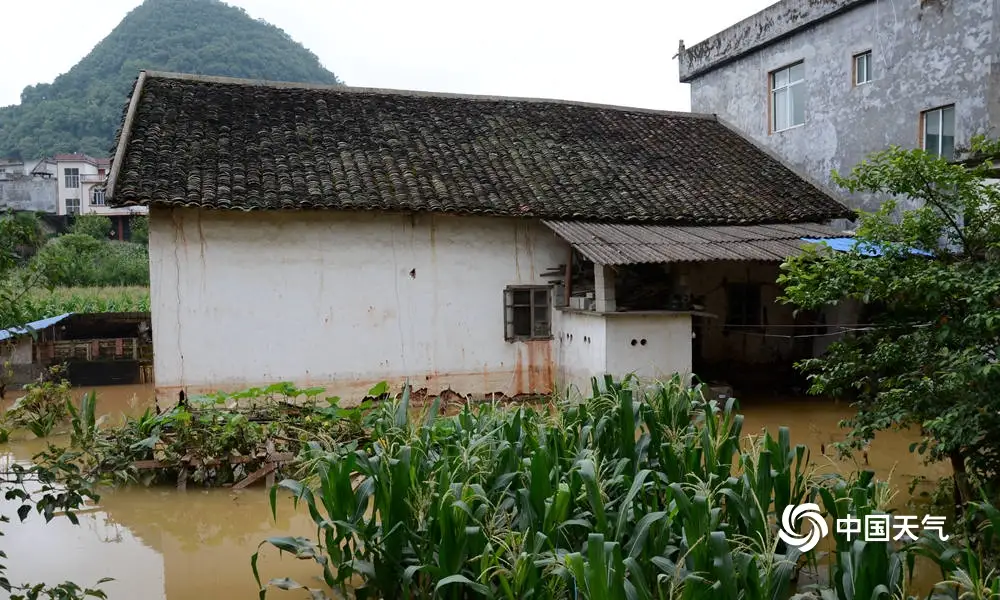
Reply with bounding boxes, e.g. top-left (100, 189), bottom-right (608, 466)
top-left (104, 71), bottom-right (855, 403)
top-left (0, 312), bottom-right (153, 389)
